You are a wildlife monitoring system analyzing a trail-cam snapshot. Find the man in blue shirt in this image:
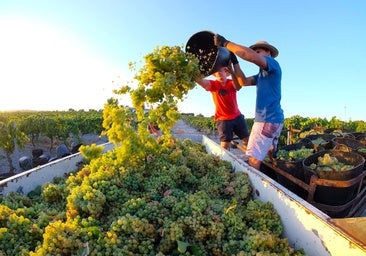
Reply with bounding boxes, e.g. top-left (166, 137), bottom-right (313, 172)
top-left (214, 35), bottom-right (284, 170)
